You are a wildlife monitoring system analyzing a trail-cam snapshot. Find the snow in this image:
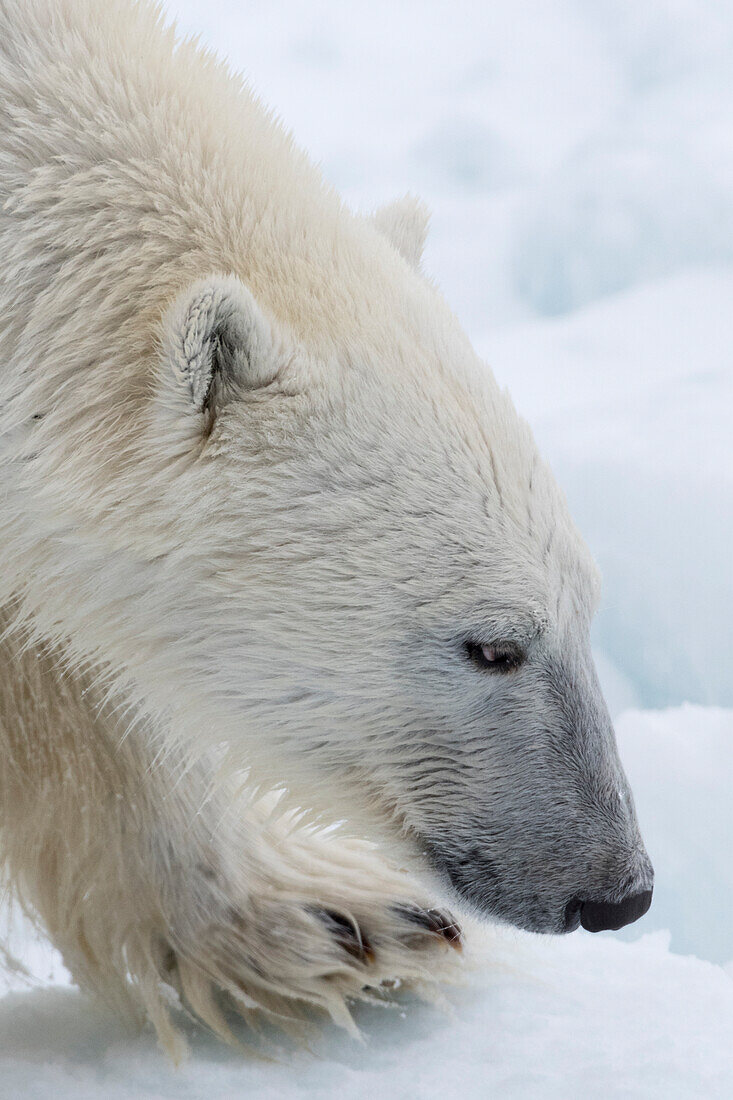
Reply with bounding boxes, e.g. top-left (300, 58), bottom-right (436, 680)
top-left (3, 0), bottom-right (732, 1094)
top-left (3, 925), bottom-right (733, 1098)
